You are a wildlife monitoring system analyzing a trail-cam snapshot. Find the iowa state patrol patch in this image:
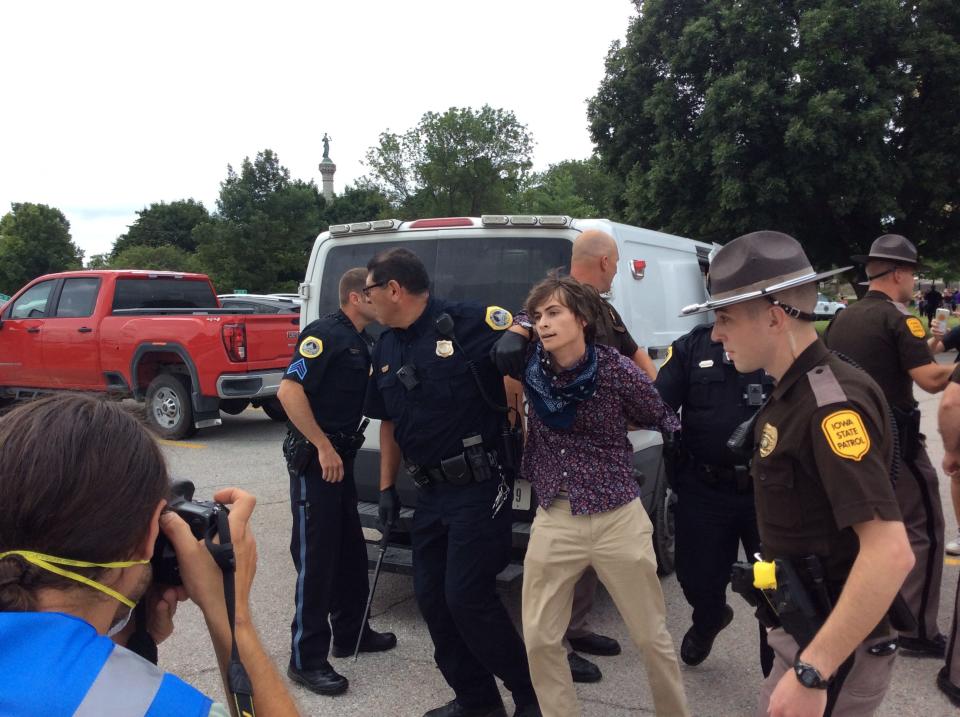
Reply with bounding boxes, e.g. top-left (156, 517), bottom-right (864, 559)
top-left (905, 317), bottom-right (926, 338)
top-left (759, 423), bottom-right (778, 458)
top-left (485, 306), bottom-right (512, 331)
top-left (299, 336), bottom-right (323, 358)
top-left (821, 409), bottom-right (871, 461)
